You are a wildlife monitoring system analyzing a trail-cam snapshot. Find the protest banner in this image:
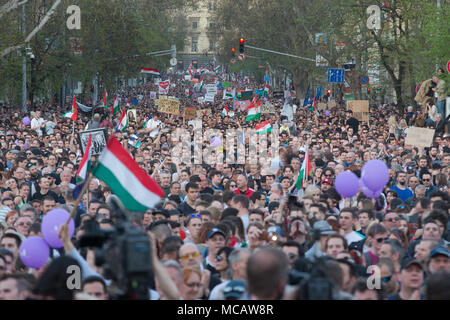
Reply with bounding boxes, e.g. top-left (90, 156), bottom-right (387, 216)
top-left (184, 107), bottom-right (197, 119)
top-left (273, 91), bottom-right (284, 98)
top-left (157, 97), bottom-right (180, 115)
top-left (127, 109), bottom-right (137, 122)
top-left (205, 93), bottom-right (215, 102)
top-left (261, 103), bottom-right (275, 114)
top-left (205, 84), bottom-right (218, 95)
top-left (405, 127), bottom-right (435, 148)
top-left (347, 100), bottom-right (369, 122)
